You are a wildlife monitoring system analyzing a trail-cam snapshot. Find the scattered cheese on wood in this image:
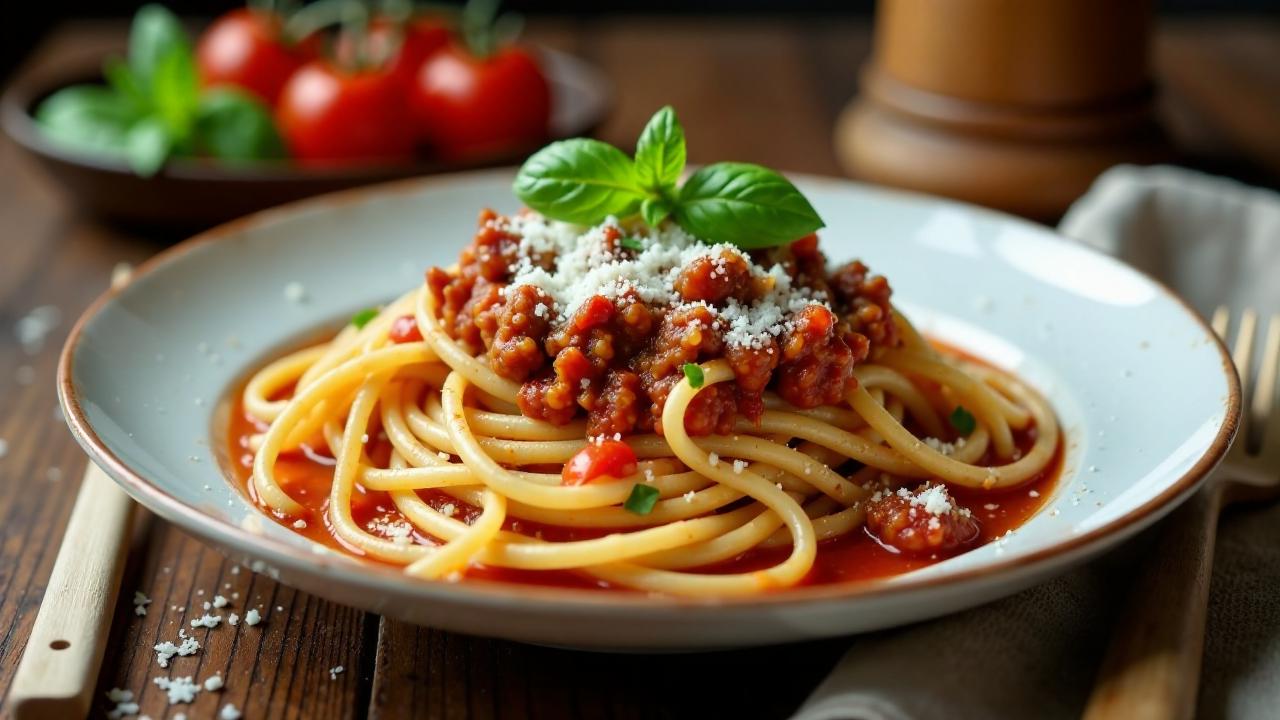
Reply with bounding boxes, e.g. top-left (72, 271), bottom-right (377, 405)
top-left (153, 675), bottom-right (200, 704)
